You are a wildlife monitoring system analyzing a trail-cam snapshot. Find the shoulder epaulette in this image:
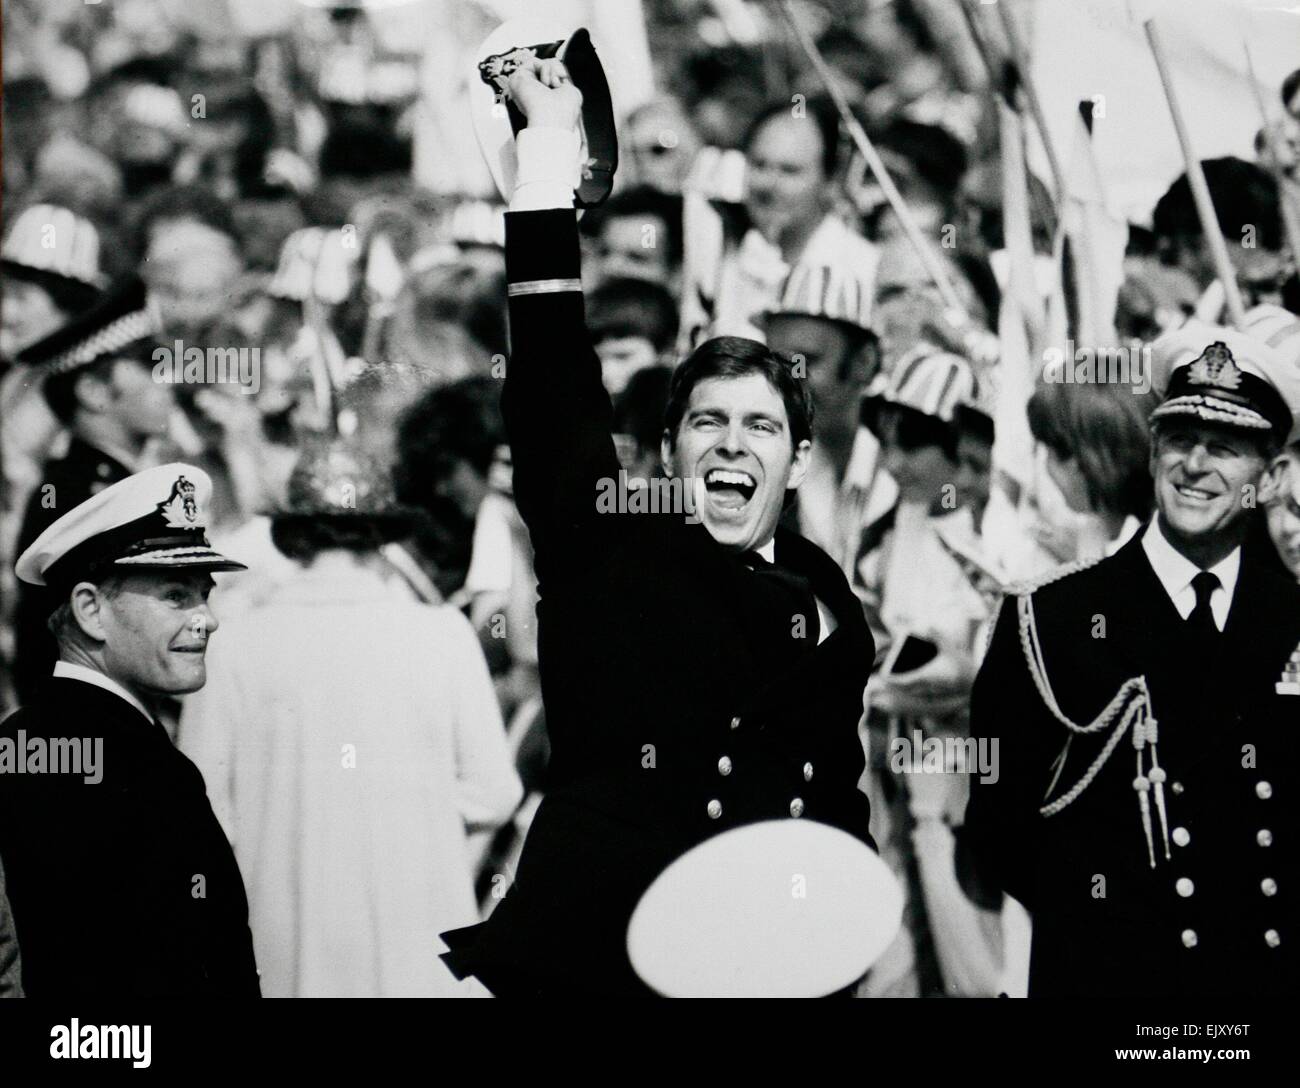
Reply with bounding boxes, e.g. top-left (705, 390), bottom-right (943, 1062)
top-left (1008, 554), bottom-right (1105, 597)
